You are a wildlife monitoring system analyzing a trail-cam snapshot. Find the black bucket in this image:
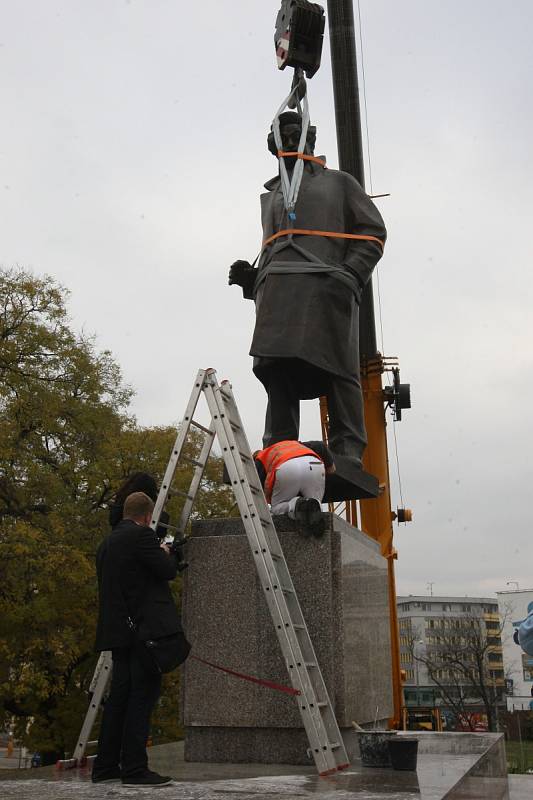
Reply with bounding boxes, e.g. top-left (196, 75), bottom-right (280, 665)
top-left (388, 737), bottom-right (419, 771)
top-left (358, 731), bottom-right (397, 767)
